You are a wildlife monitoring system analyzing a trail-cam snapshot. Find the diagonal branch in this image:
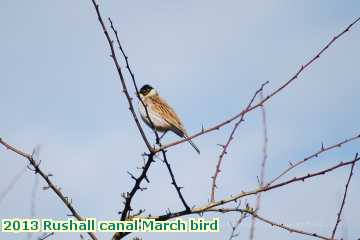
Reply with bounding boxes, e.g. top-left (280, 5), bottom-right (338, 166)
top-left (0, 165), bottom-right (27, 205)
top-left (151, 154), bottom-right (360, 221)
top-left (228, 206), bottom-right (248, 240)
top-left (161, 150), bottom-right (190, 211)
top-left (0, 138), bottom-right (98, 240)
top-left (90, 0), bottom-right (153, 152)
top-left (107, 13), bottom-right (190, 234)
top-left (116, 154), bottom-right (359, 239)
top-left (155, 16), bottom-right (360, 153)
top-left (38, 232), bottom-right (54, 240)
top-left (108, 17), bottom-right (161, 144)
top-left (266, 133), bottom-right (360, 187)
top-left (213, 208), bottom-right (333, 240)
top-left (210, 81), bottom-right (268, 202)
top-left (330, 153), bottom-right (357, 239)
top-left (247, 209), bottom-right (332, 240)
top-left (120, 153), bottom-right (155, 221)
